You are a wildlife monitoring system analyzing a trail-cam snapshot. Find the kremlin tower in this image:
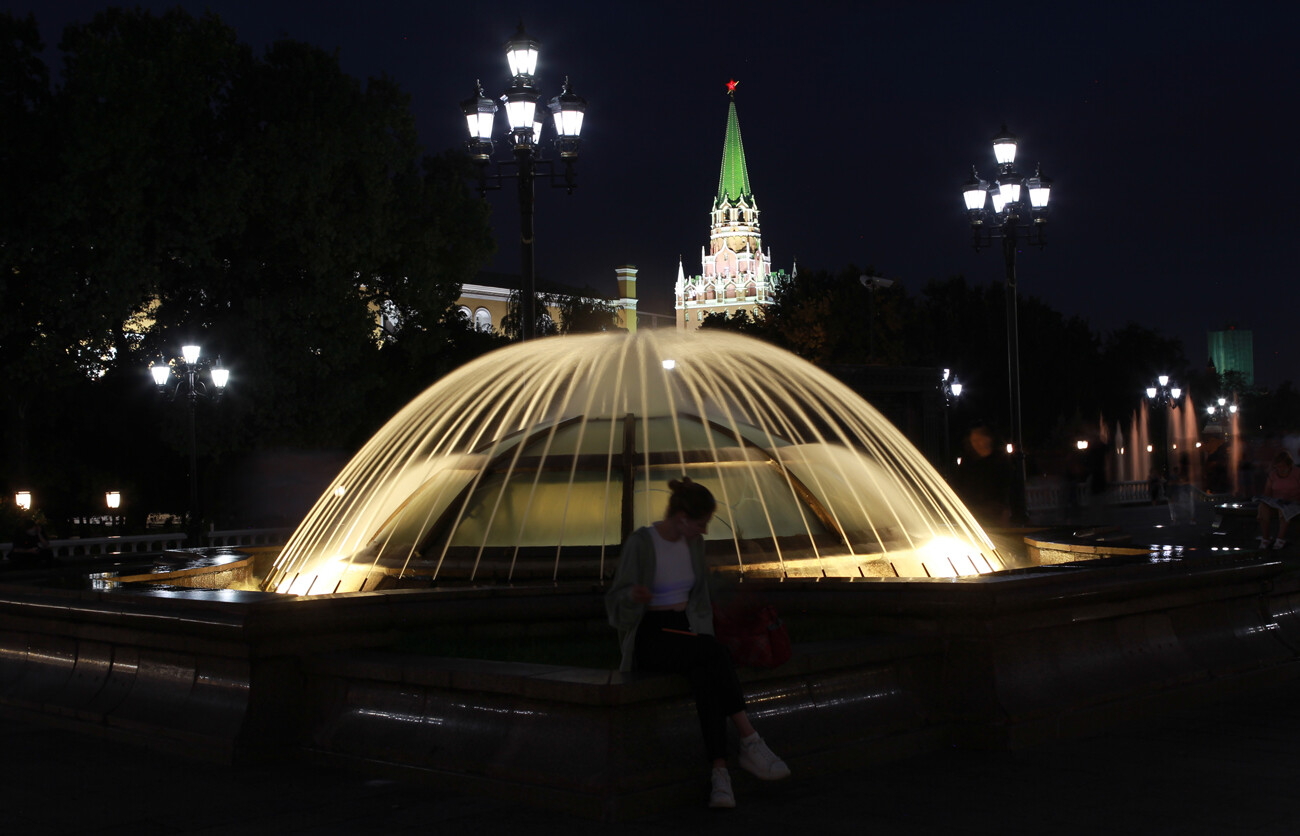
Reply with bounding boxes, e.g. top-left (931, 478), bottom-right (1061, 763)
top-left (675, 82), bottom-right (789, 329)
